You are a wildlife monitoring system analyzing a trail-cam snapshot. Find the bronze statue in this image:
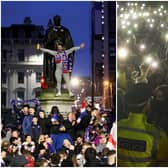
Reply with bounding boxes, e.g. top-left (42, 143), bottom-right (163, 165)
top-left (44, 15), bottom-right (74, 83)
